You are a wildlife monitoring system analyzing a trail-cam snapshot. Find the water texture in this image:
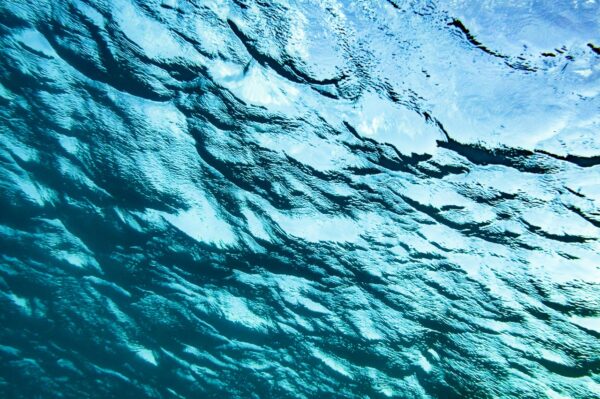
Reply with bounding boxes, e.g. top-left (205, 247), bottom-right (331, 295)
top-left (1, 0), bottom-right (599, 397)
